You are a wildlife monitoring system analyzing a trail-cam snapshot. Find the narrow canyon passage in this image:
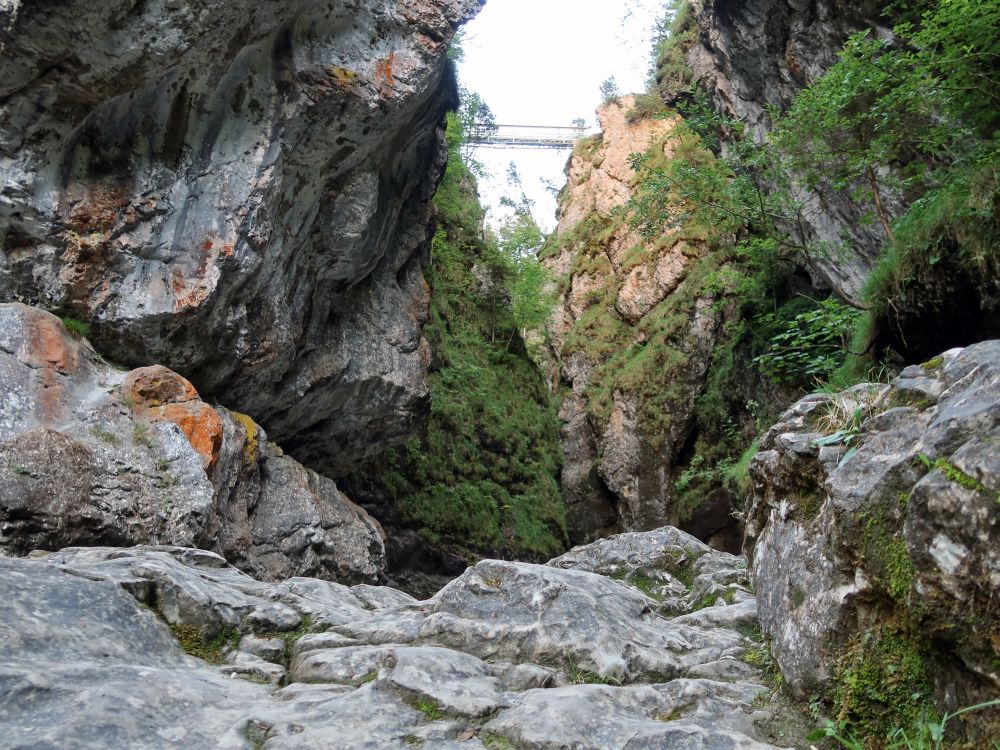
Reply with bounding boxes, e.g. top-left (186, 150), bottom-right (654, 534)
top-left (0, 0), bottom-right (998, 748)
